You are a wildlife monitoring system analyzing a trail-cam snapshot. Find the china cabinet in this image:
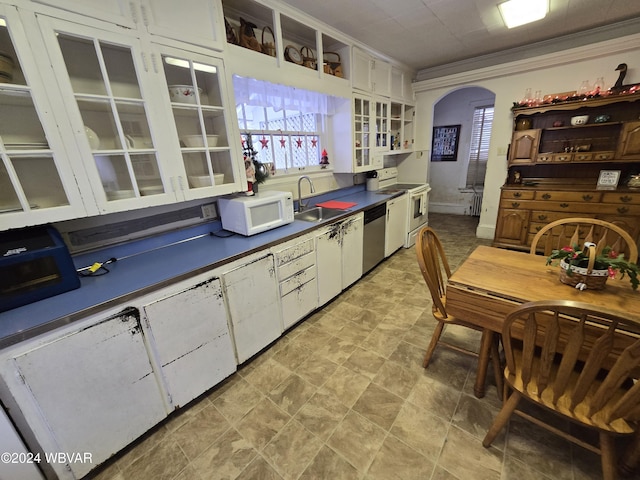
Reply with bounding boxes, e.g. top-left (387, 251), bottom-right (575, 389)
top-left (494, 94), bottom-right (640, 250)
top-left (0, 5), bottom-right (92, 229)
